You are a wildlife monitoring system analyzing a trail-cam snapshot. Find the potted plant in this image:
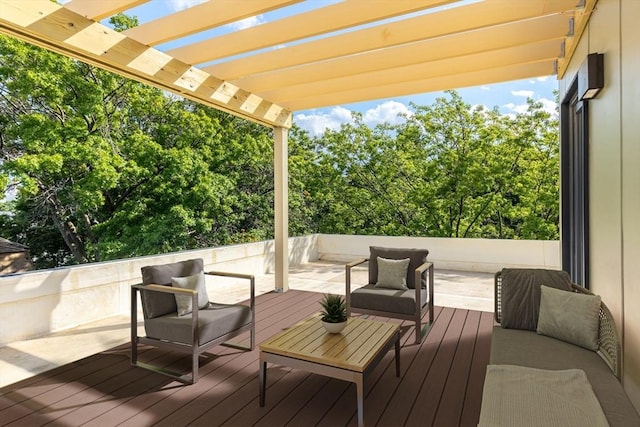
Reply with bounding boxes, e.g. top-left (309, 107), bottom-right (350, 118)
top-left (320, 294), bottom-right (348, 333)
